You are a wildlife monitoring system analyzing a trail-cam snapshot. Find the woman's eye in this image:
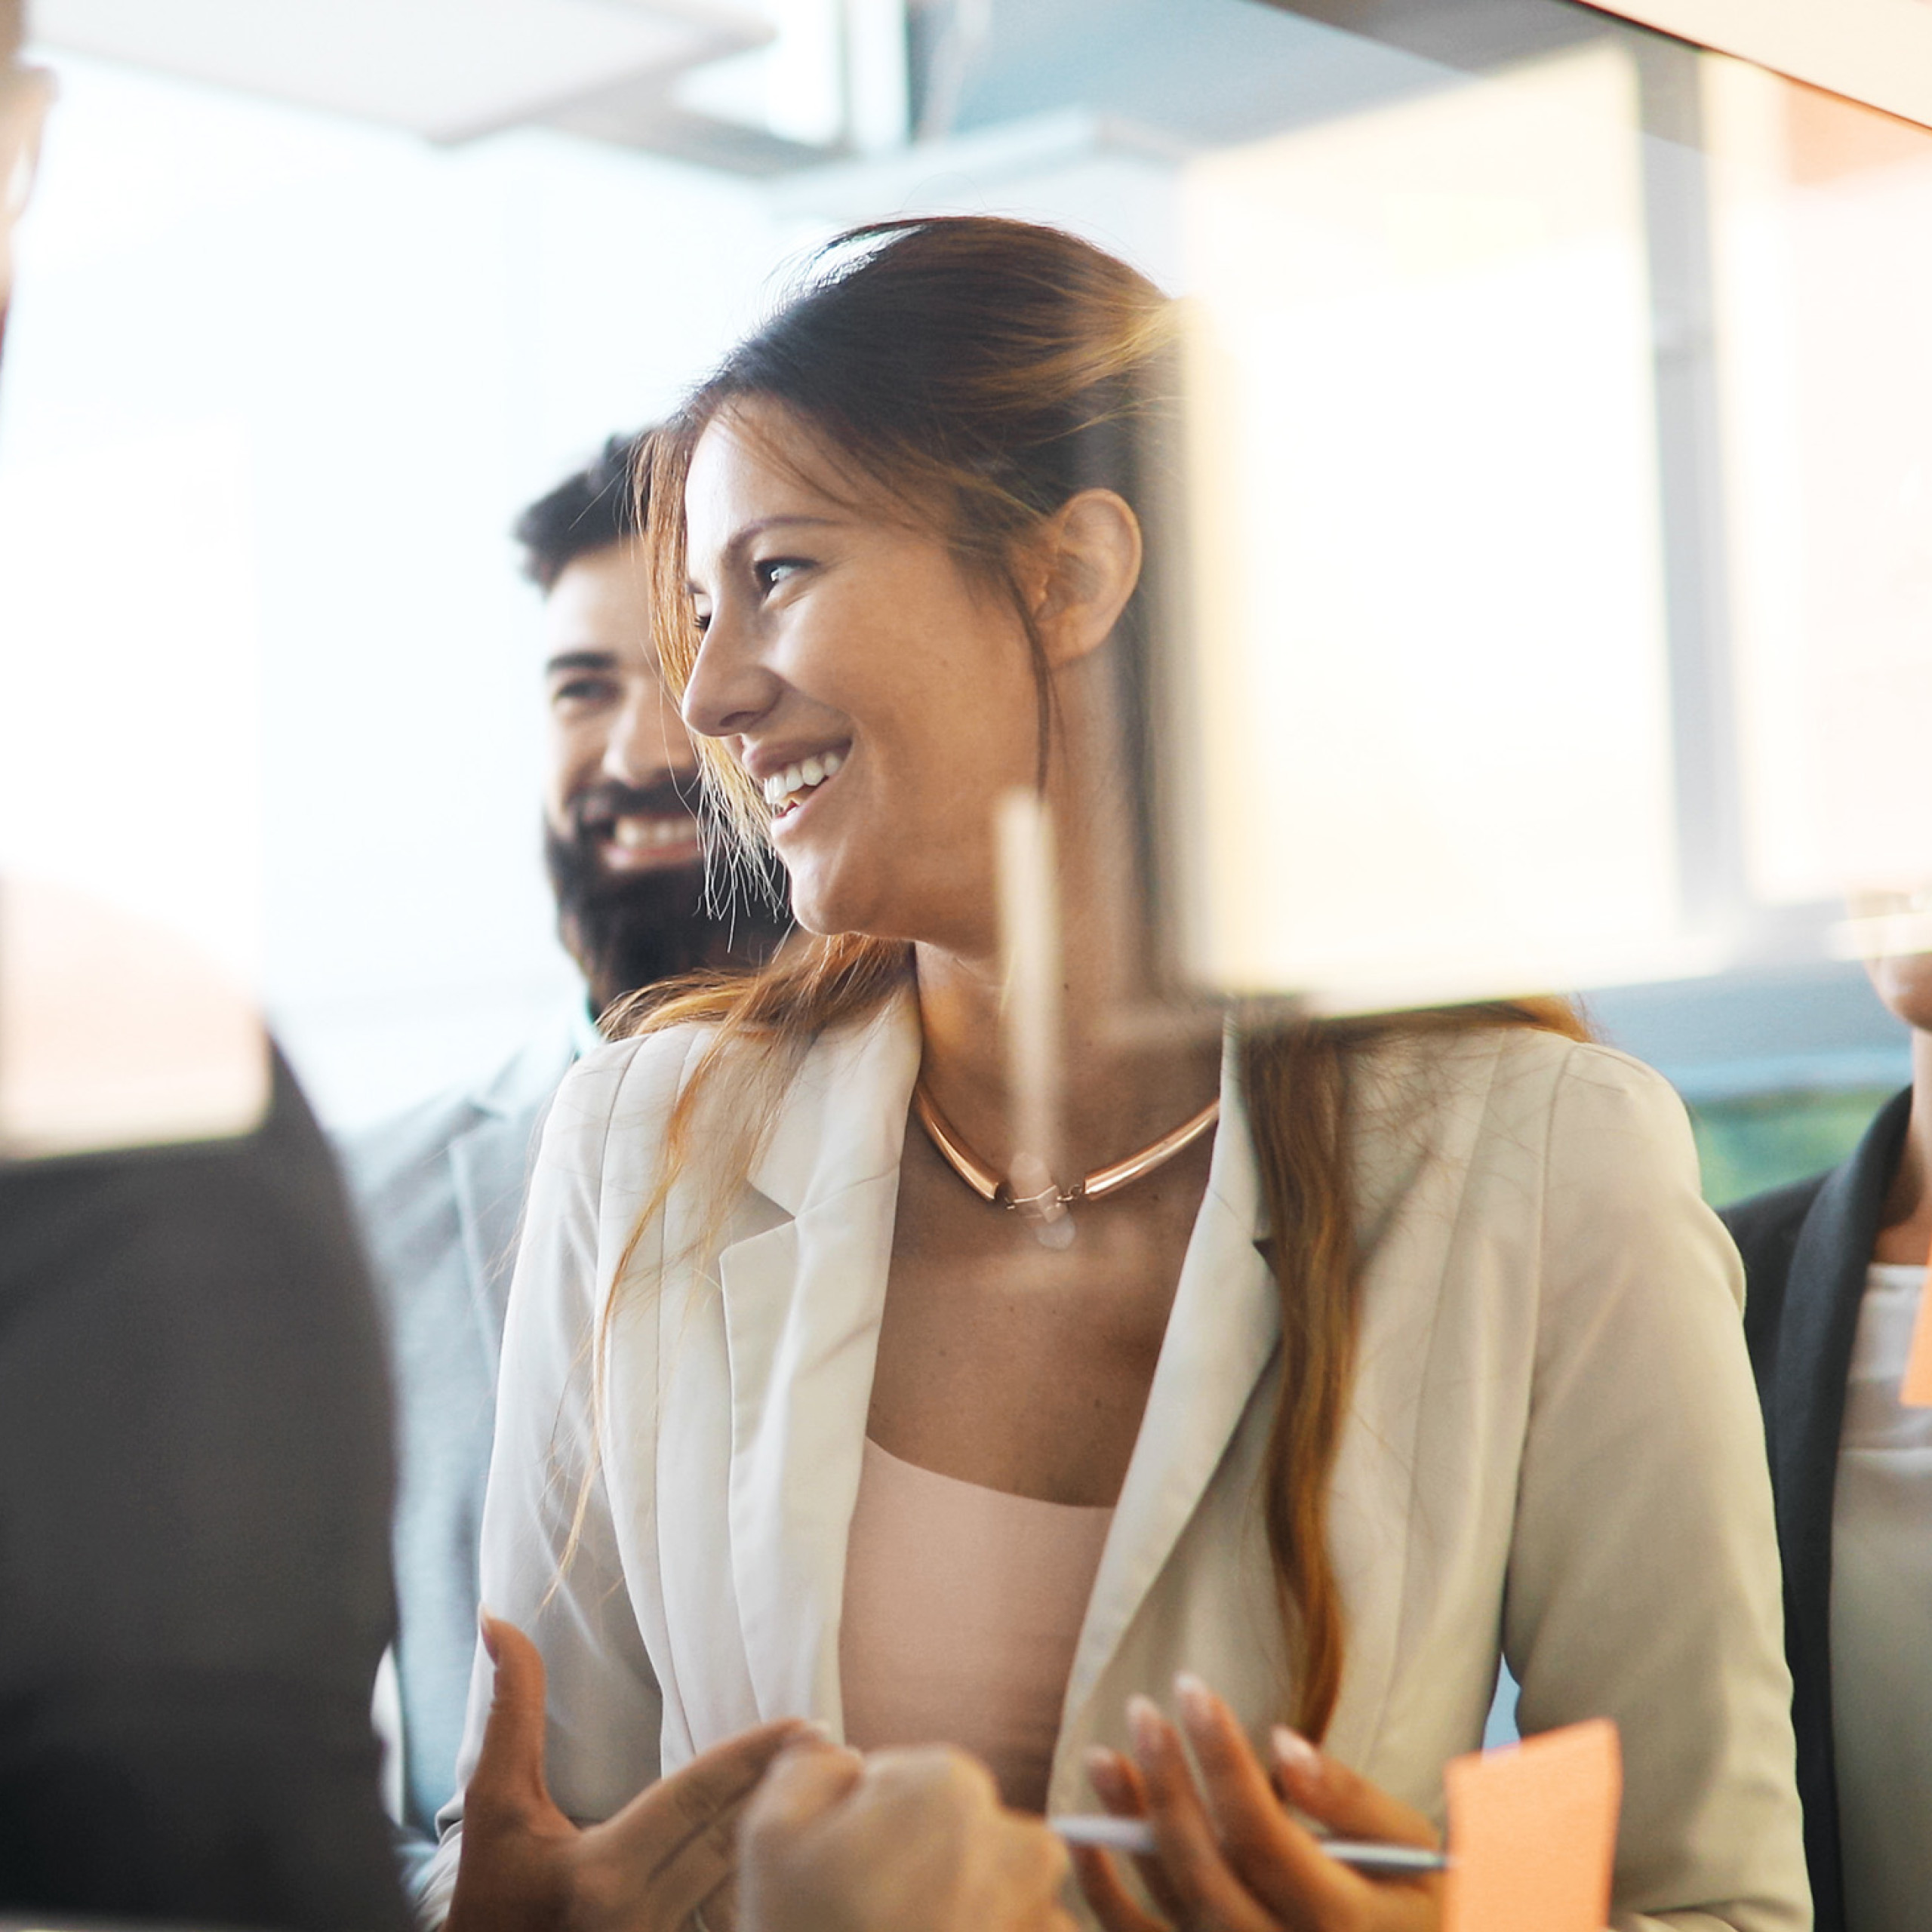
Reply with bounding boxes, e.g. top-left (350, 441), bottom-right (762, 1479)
top-left (753, 557), bottom-right (809, 593)
top-left (690, 599), bottom-right (712, 635)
